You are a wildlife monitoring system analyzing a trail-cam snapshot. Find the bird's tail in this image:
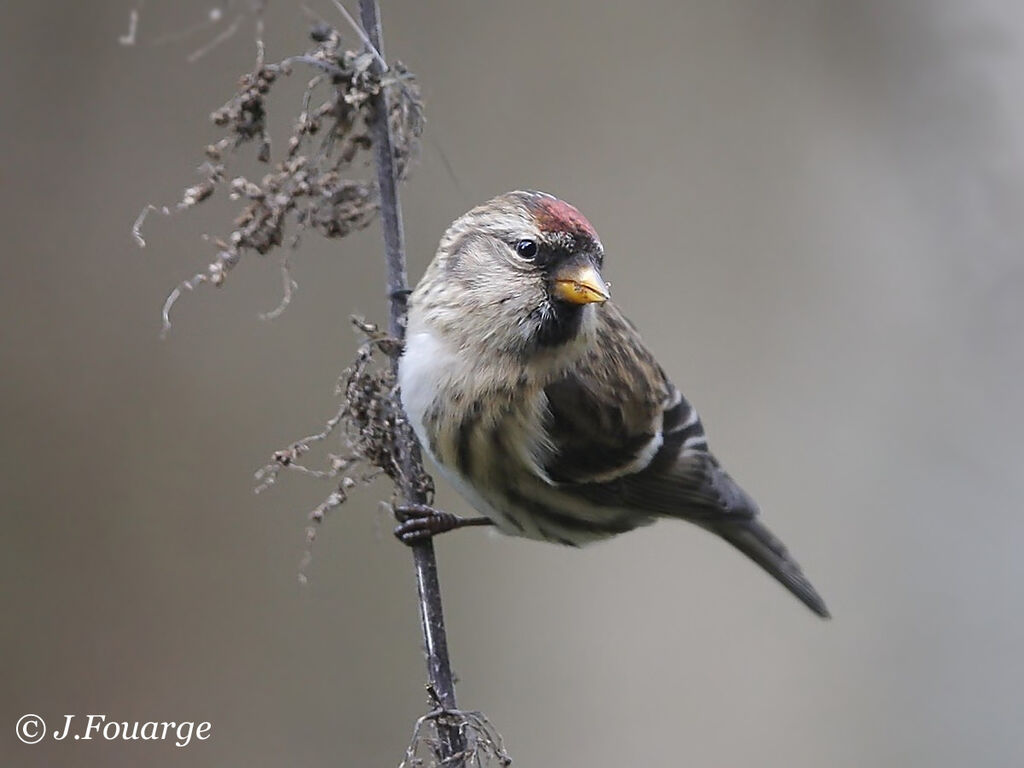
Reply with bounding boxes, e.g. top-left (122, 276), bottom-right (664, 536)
top-left (711, 518), bottom-right (831, 618)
